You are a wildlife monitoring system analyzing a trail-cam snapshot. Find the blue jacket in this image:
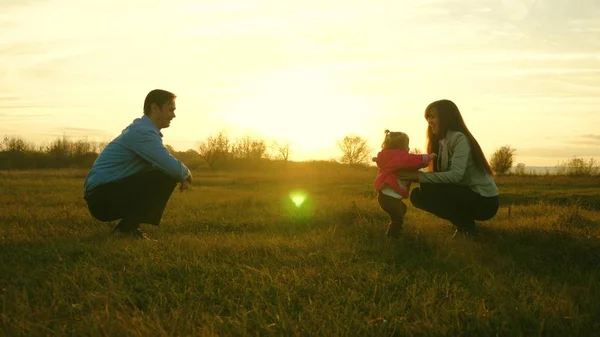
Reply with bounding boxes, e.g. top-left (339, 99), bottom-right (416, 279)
top-left (84, 115), bottom-right (190, 196)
